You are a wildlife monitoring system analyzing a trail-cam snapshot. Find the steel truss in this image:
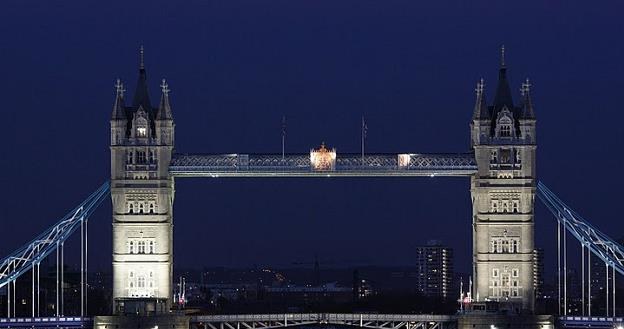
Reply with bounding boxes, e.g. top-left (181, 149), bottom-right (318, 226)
top-left (169, 153), bottom-right (477, 177)
top-left (537, 181), bottom-right (624, 276)
top-left (191, 314), bottom-right (457, 329)
top-left (0, 182), bottom-right (110, 289)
